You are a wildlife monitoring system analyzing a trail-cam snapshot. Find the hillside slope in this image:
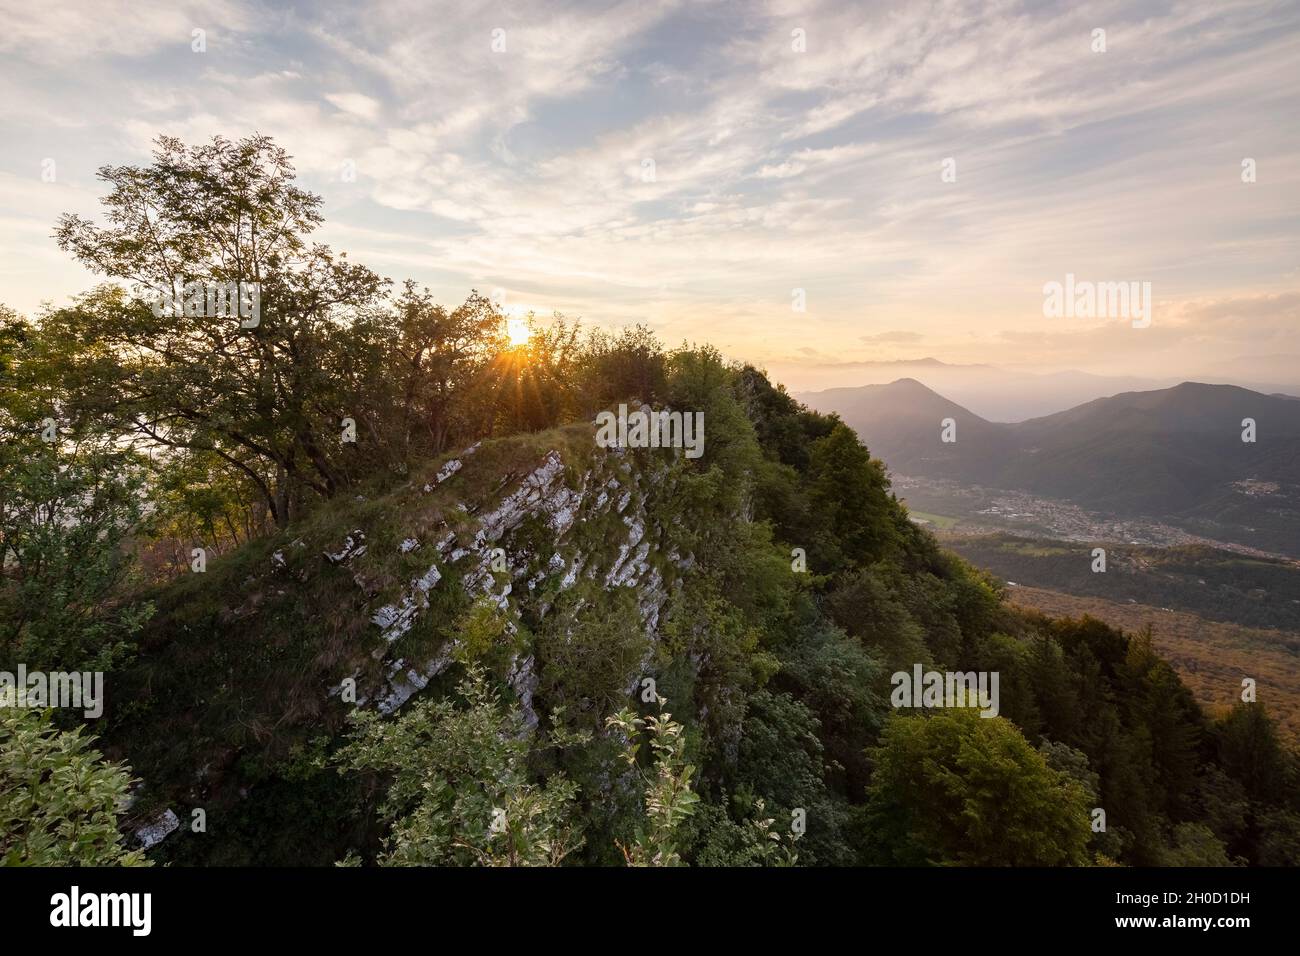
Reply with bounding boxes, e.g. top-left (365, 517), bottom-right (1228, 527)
top-left (98, 370), bottom-right (1299, 868)
top-left (1003, 584), bottom-right (1300, 742)
top-left (106, 426), bottom-right (691, 861)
